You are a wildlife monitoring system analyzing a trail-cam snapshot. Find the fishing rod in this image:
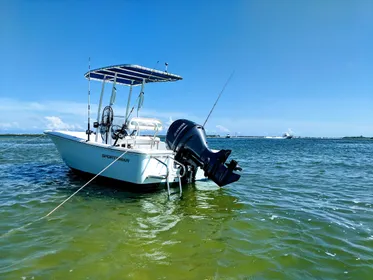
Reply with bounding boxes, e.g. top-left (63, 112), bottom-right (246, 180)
top-left (86, 57), bottom-right (92, 141)
top-left (203, 71), bottom-right (235, 127)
